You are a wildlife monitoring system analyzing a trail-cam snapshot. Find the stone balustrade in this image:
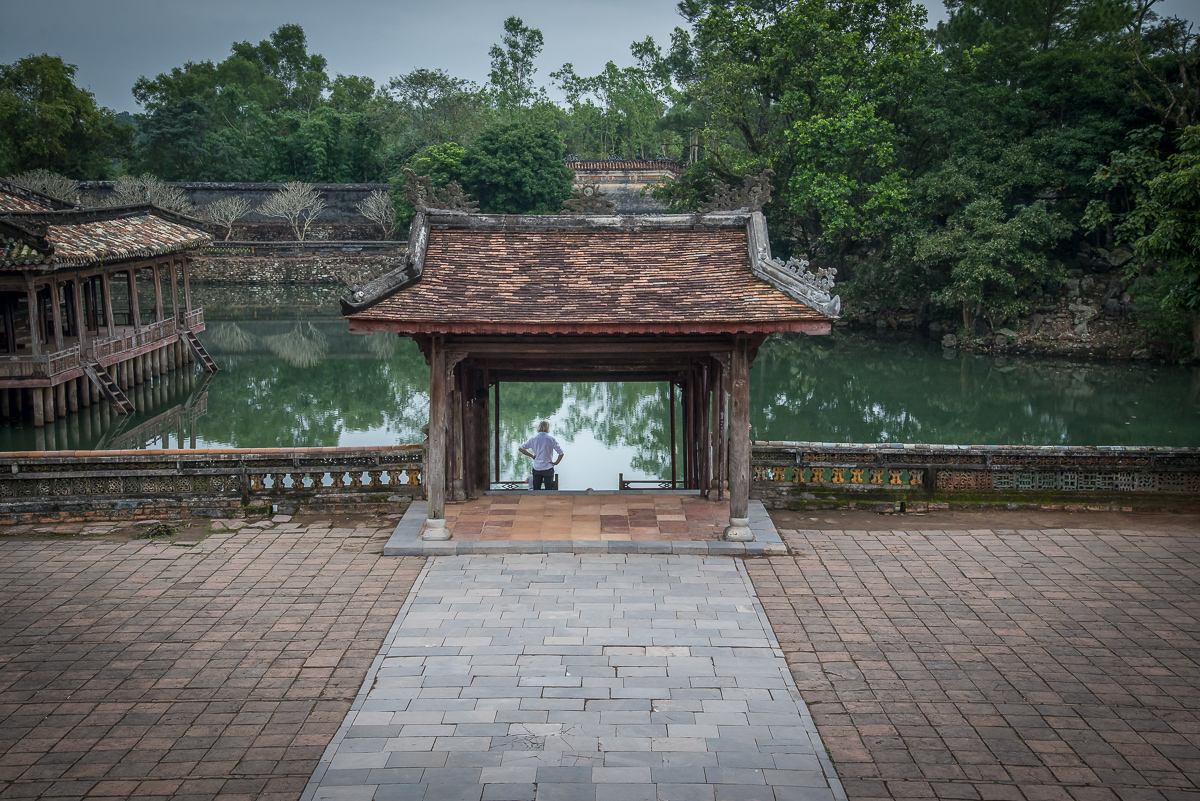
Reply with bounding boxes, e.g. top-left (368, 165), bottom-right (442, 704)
top-left (751, 442), bottom-right (1200, 509)
top-left (0, 445), bottom-right (424, 522)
